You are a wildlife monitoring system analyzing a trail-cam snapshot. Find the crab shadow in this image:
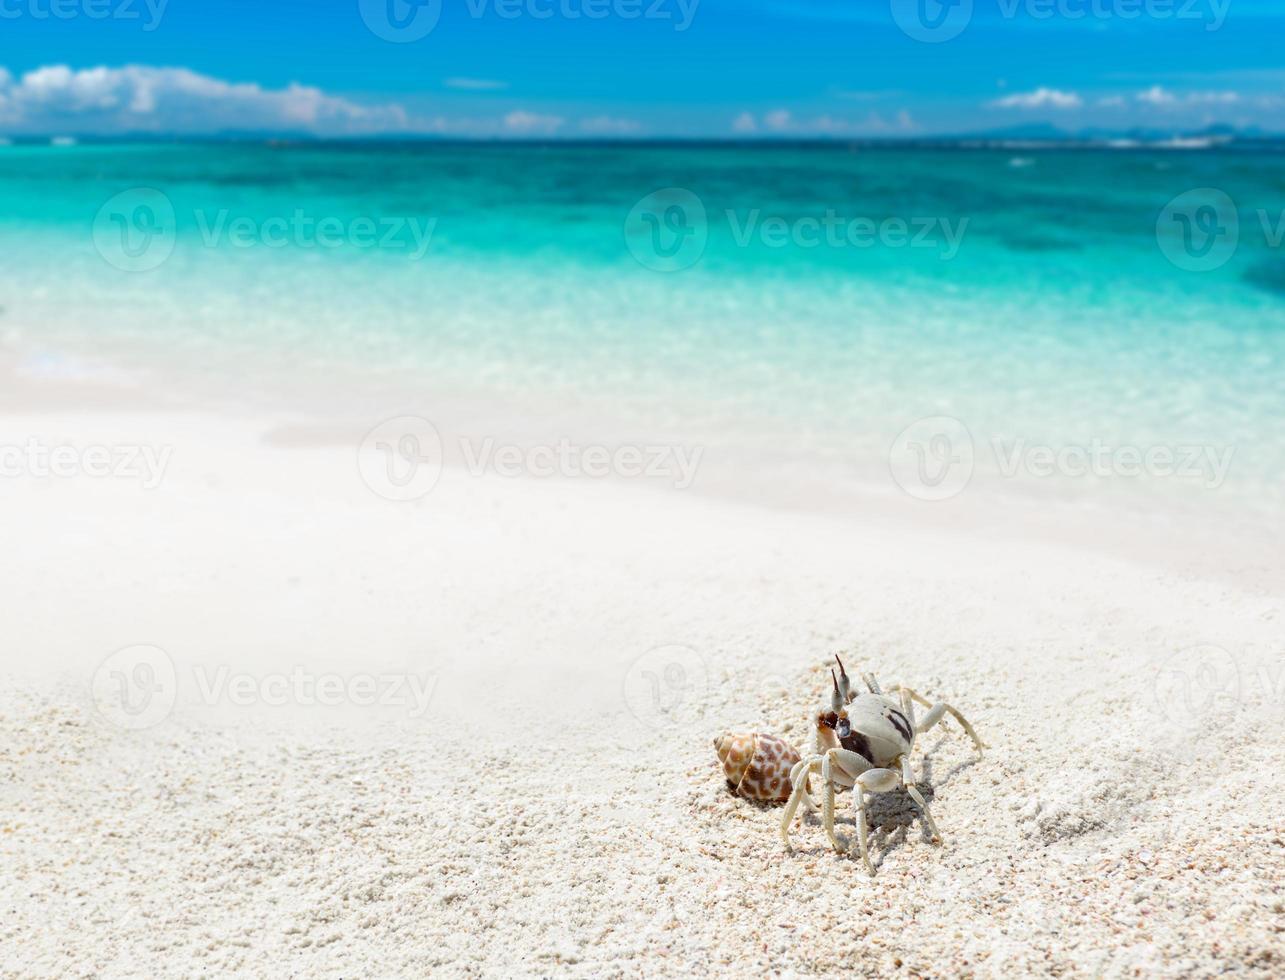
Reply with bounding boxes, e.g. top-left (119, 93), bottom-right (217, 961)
top-left (791, 737), bottom-right (982, 871)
